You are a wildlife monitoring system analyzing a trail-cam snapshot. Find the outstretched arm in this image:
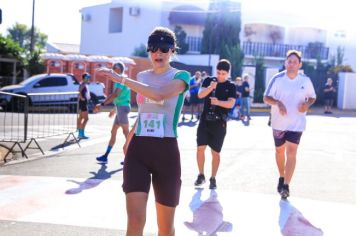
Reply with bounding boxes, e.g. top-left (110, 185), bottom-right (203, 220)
top-left (96, 68), bottom-right (186, 102)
